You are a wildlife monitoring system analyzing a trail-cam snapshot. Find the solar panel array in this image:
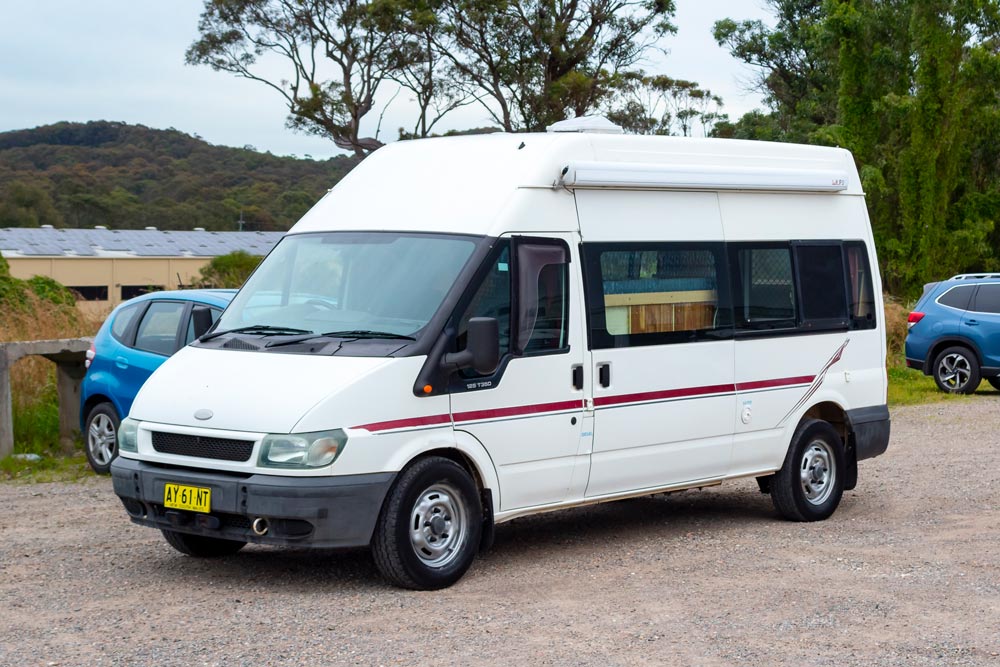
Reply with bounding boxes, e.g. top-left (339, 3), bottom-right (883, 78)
top-left (0, 228), bottom-right (285, 257)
